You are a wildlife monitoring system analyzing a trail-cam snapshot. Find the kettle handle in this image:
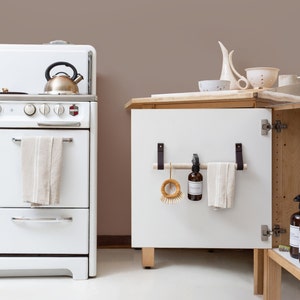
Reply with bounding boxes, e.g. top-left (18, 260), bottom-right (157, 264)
top-left (45, 61), bottom-right (78, 81)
